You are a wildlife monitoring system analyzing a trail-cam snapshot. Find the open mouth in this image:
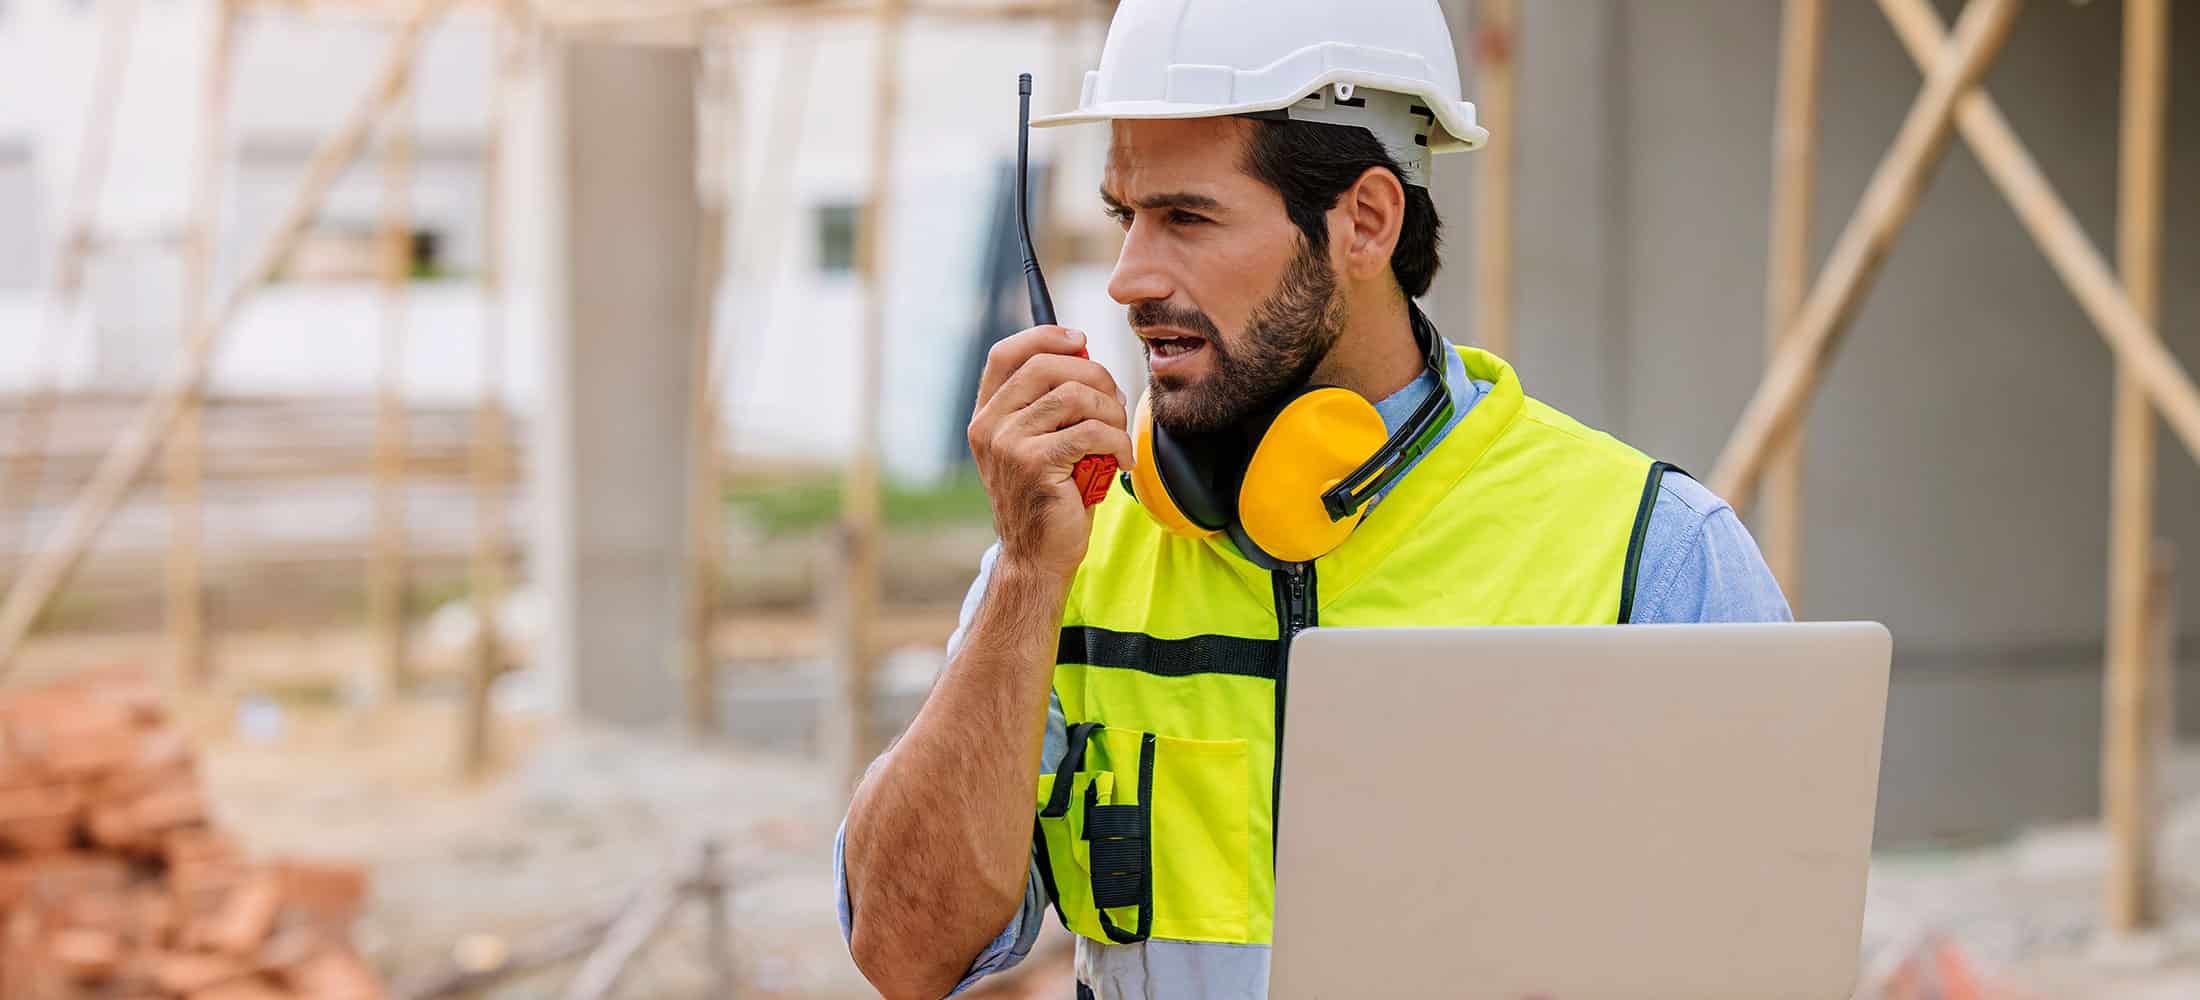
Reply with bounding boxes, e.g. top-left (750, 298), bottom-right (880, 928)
top-left (1146, 336), bottom-right (1204, 358)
